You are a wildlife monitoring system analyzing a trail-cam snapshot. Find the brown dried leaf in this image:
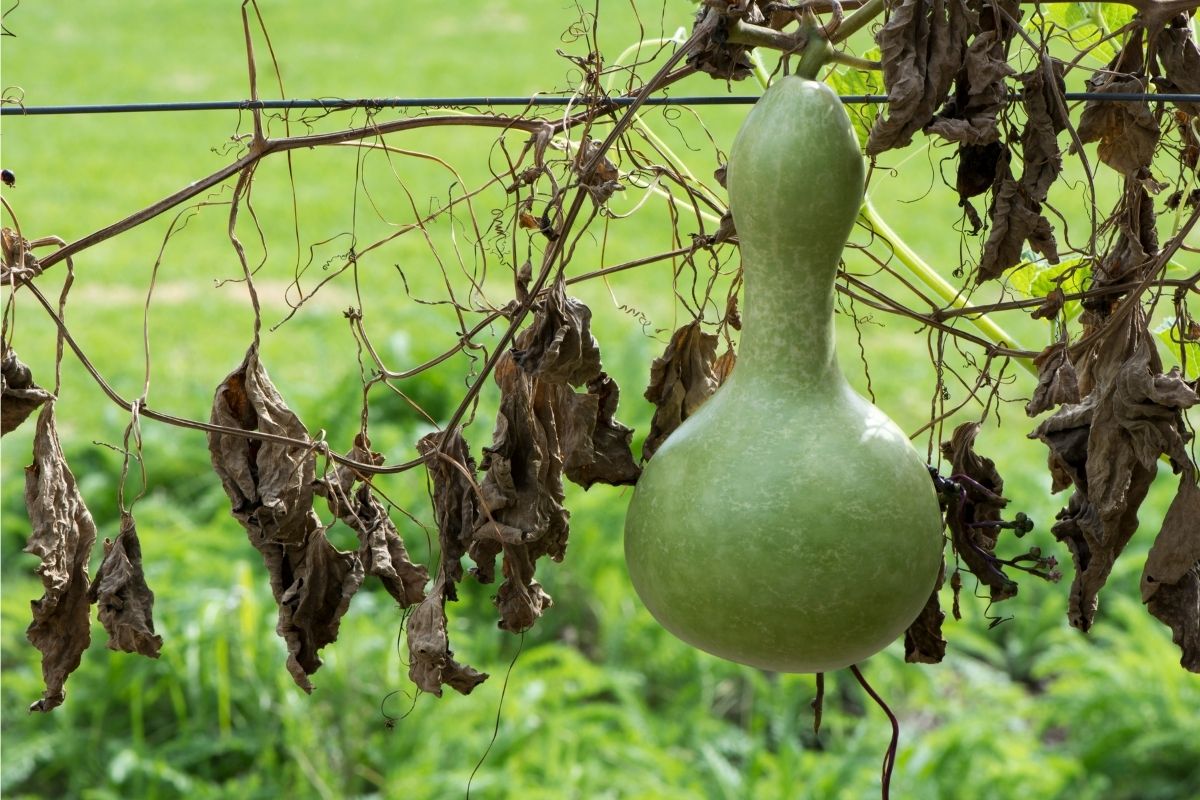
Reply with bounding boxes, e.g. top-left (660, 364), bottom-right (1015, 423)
top-left (560, 372), bottom-right (641, 489)
top-left (867, 0), bottom-right (972, 156)
top-left (1019, 61), bottom-right (1069, 198)
top-left (956, 141), bottom-right (1005, 200)
top-left (941, 422), bottom-right (1017, 601)
top-left (2, 347), bottom-right (53, 436)
top-left (319, 435), bottom-right (429, 607)
top-left (1026, 339), bottom-right (1080, 416)
top-left (476, 355), bottom-right (569, 631)
top-left (714, 348), bottom-right (737, 386)
top-left (686, 3), bottom-right (760, 81)
top-left (1033, 326), bottom-right (1198, 630)
top-left (208, 346), bottom-right (317, 543)
top-left (512, 276), bottom-right (601, 387)
top-left (208, 346), bottom-right (364, 692)
top-left (406, 572), bottom-right (488, 696)
top-left (926, 0), bottom-right (1019, 146)
top-left (575, 139), bottom-right (624, 206)
top-left (975, 61), bottom-right (1067, 281)
top-left (905, 558), bottom-right (948, 663)
top-left (1094, 185), bottom-right (1158, 289)
top-left (1076, 73), bottom-right (1159, 177)
top-left (1155, 22), bottom-right (1200, 118)
top-left (1031, 288), bottom-right (1066, 321)
top-left (1141, 470), bottom-right (1200, 671)
top-left (977, 156), bottom-right (1060, 281)
top-left (418, 428), bottom-right (496, 585)
top-left (275, 524), bottom-right (365, 691)
top-left (1, 227), bottom-right (44, 285)
top-left (88, 512), bottom-right (162, 658)
top-left (642, 321), bottom-right (719, 460)
top-left (23, 403), bottom-right (97, 712)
